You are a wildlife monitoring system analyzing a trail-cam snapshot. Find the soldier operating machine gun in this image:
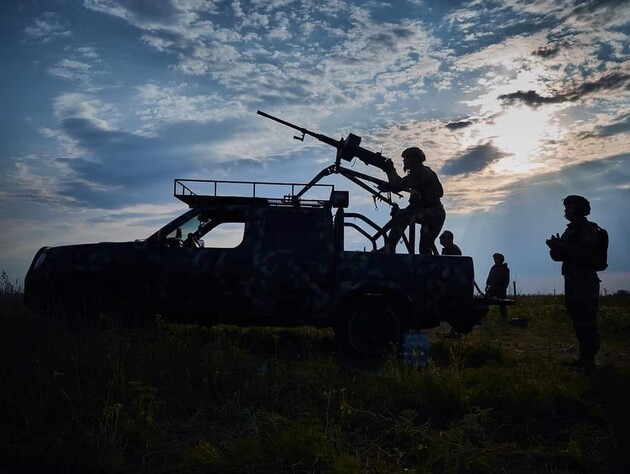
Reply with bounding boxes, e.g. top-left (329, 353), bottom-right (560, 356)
top-left (258, 110), bottom-right (439, 254)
